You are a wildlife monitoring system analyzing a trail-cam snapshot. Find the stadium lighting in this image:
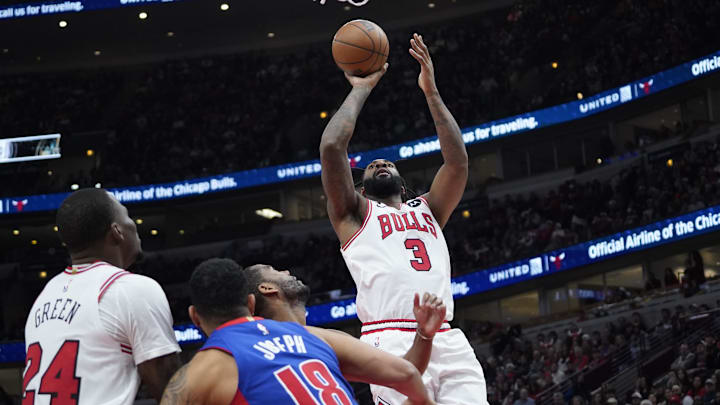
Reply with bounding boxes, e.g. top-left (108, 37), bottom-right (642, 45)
top-left (255, 208), bottom-right (283, 219)
top-left (428, 3), bottom-right (435, 8)
top-left (93, 50), bottom-right (101, 56)
top-left (220, 3), bottom-right (229, 11)
top-left (31, 240), bottom-right (38, 245)
top-left (596, 158), bottom-right (602, 165)
top-left (150, 229), bottom-right (159, 236)
top-left (462, 210), bottom-right (471, 219)
top-left (667, 159), bottom-right (674, 167)
top-left (344, 5), bottom-right (351, 10)
top-left (86, 149), bottom-right (94, 156)
top-left (135, 218), bottom-right (143, 225)
top-left (39, 271), bottom-right (47, 279)
top-left (12, 229), bottom-right (19, 236)
top-left (320, 111), bottom-right (328, 119)
top-left (138, 11), bottom-right (148, 20)
top-left (47, 170), bottom-right (53, 176)
top-left (576, 92), bottom-right (583, 100)
top-left (94, 183), bottom-right (102, 188)
top-left (551, 61), bottom-right (559, 69)
top-left (58, 20), bottom-right (68, 28)
top-left (70, 184), bottom-right (79, 190)
top-left (267, 32), bottom-right (275, 38)
top-left (167, 31), bottom-right (175, 37)
top-left (53, 225), bottom-right (58, 232)
top-left (179, 229), bottom-right (185, 235)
